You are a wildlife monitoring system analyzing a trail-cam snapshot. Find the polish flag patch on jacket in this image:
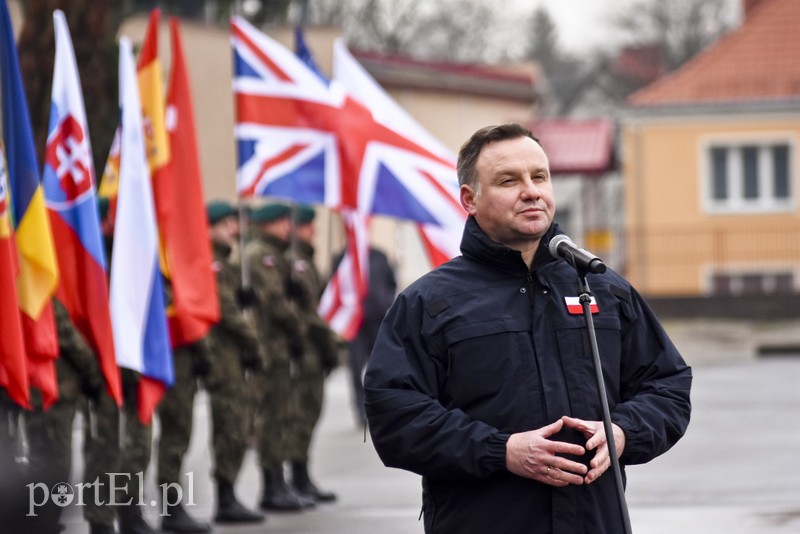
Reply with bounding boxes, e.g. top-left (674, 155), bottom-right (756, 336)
top-left (565, 296), bottom-right (599, 315)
